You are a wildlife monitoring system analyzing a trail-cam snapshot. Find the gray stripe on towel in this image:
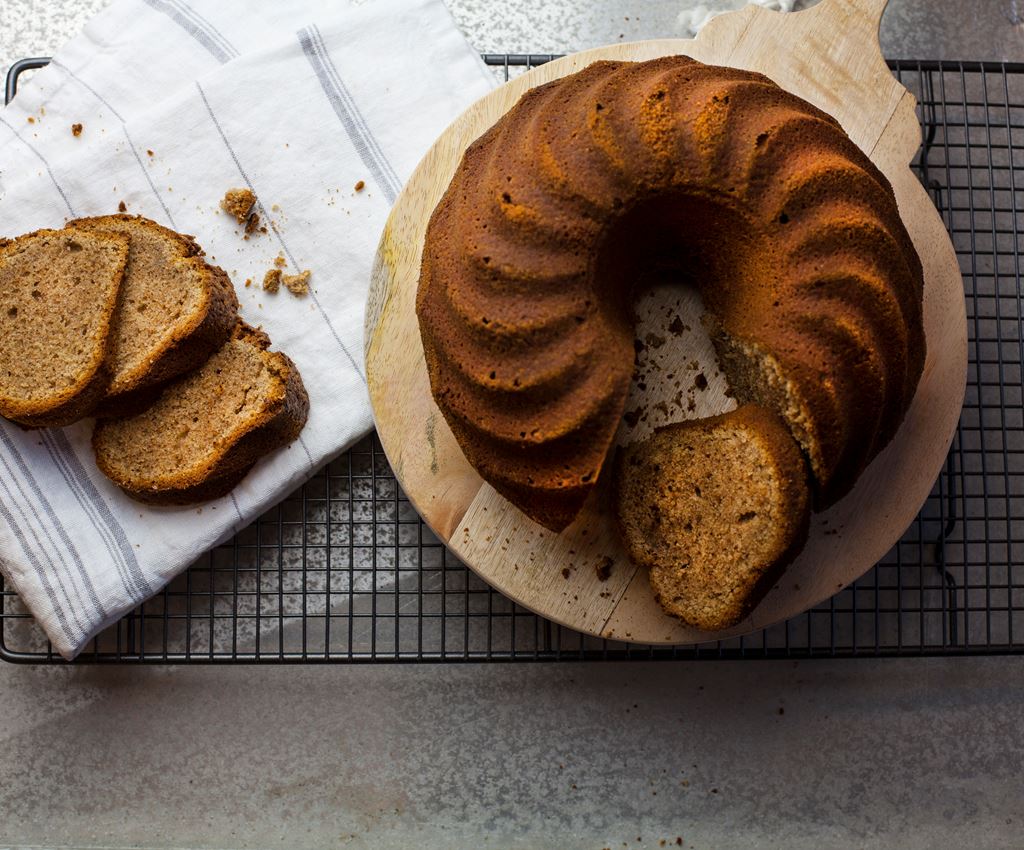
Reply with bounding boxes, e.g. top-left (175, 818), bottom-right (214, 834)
top-left (46, 60), bottom-right (177, 229)
top-left (311, 24), bottom-right (401, 193)
top-left (298, 26), bottom-right (400, 204)
top-left (0, 450), bottom-right (85, 645)
top-left (170, 0), bottom-right (239, 60)
top-left (45, 429), bottom-right (153, 599)
top-left (48, 59), bottom-right (125, 122)
top-left (0, 427), bottom-right (109, 622)
top-left (139, 0), bottom-right (236, 64)
top-left (0, 116), bottom-right (77, 217)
